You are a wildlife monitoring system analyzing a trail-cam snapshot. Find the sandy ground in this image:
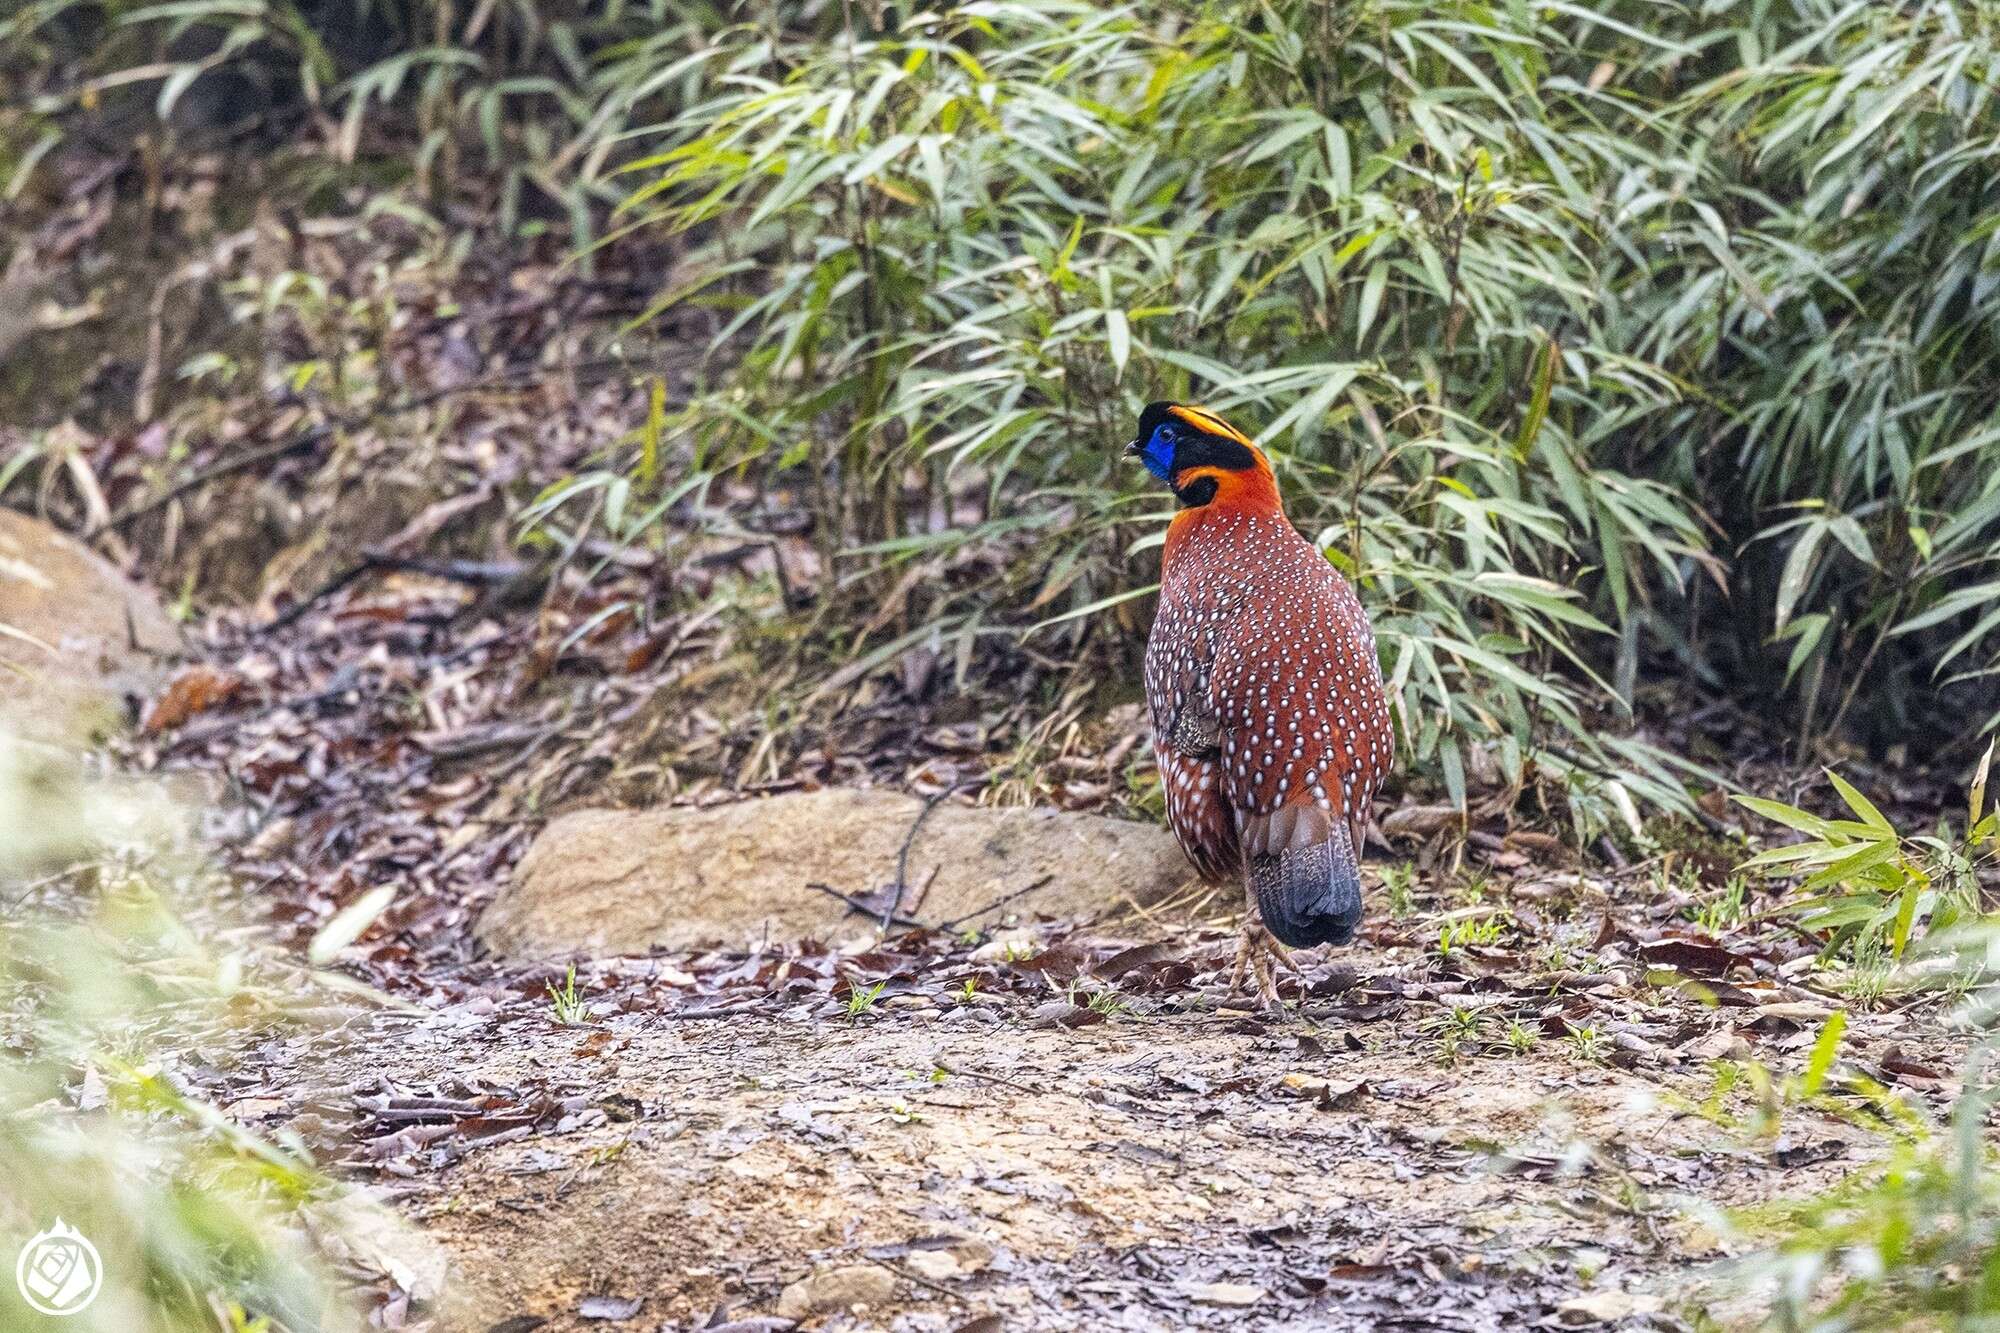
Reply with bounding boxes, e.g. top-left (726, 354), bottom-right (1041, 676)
top-left (214, 976), bottom-right (1893, 1333)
